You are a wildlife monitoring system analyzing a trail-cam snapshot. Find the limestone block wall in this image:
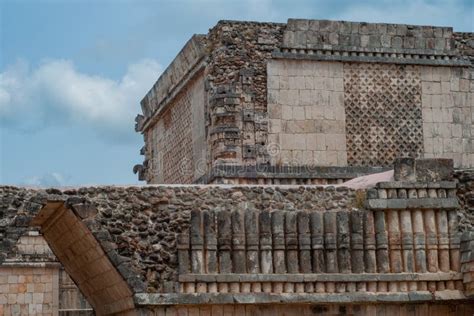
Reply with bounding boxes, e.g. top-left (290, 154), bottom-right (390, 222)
top-left (0, 231), bottom-right (91, 315)
top-left (267, 59), bottom-right (473, 169)
top-left (271, 19), bottom-right (472, 169)
top-left (0, 264), bottom-right (59, 315)
top-left (0, 232), bottom-right (93, 315)
top-left (421, 66), bottom-right (474, 166)
top-left (282, 19), bottom-right (456, 56)
top-left (267, 60), bottom-right (347, 166)
top-left (0, 233), bottom-right (59, 316)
